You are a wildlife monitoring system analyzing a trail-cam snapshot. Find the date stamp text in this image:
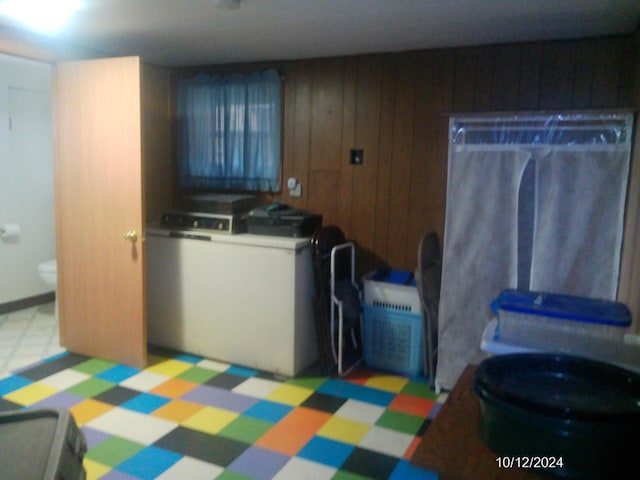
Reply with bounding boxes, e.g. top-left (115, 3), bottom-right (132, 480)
top-left (496, 456), bottom-right (564, 470)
